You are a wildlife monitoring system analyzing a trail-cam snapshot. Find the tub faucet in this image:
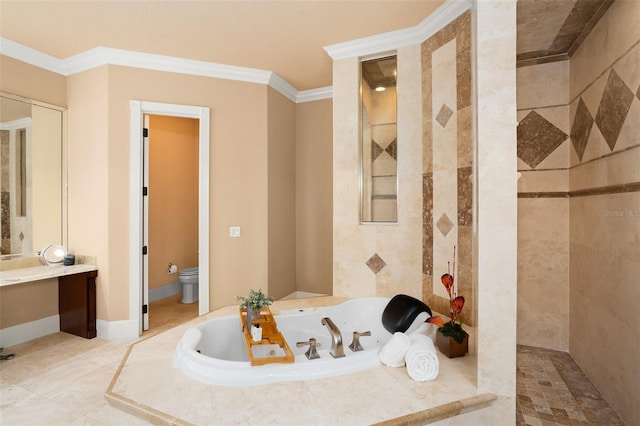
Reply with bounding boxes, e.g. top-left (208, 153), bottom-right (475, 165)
top-left (321, 317), bottom-right (345, 358)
